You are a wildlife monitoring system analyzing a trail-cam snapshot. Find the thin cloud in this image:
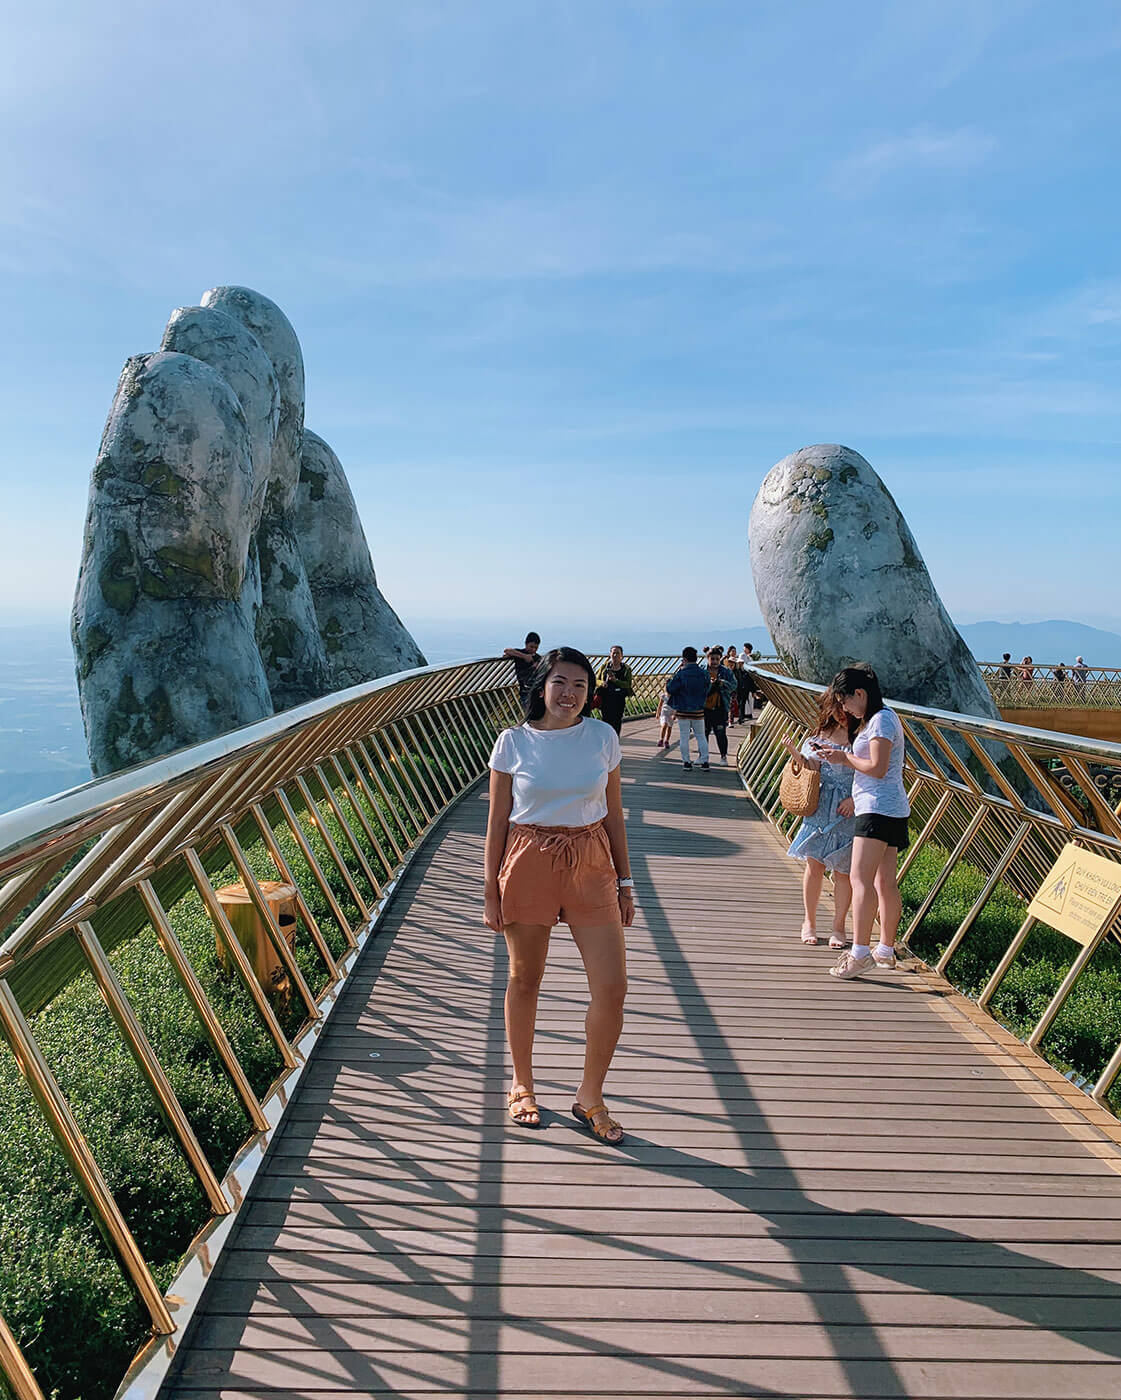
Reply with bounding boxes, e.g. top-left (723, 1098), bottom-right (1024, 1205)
top-left (830, 125), bottom-right (997, 193)
top-left (1000, 276), bottom-right (1121, 352)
